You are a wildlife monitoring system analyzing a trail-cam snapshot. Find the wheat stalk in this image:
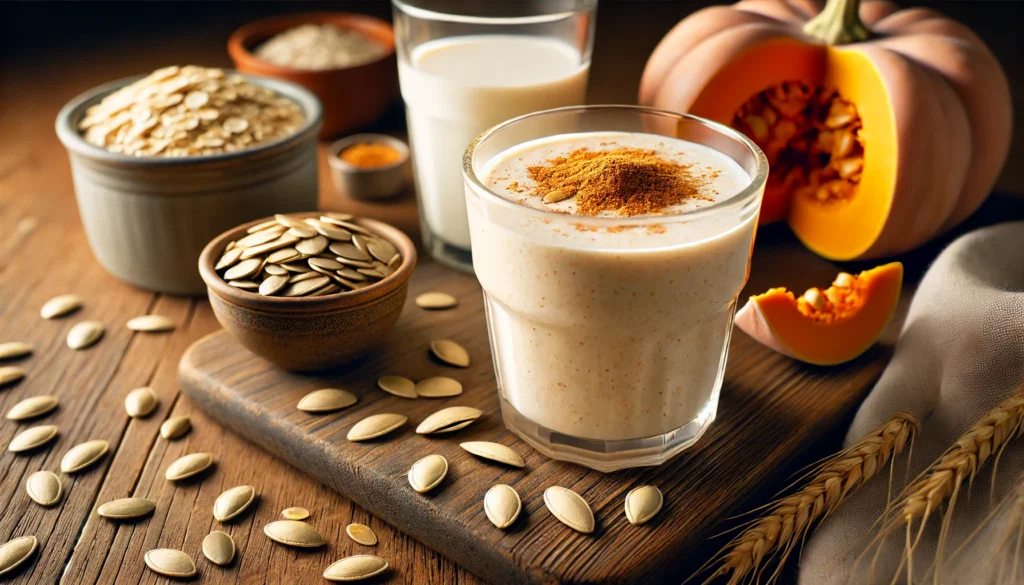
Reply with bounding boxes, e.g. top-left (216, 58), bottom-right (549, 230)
top-left (698, 412), bottom-right (919, 585)
top-left (943, 477), bottom-right (1024, 585)
top-left (879, 387), bottom-right (1024, 585)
